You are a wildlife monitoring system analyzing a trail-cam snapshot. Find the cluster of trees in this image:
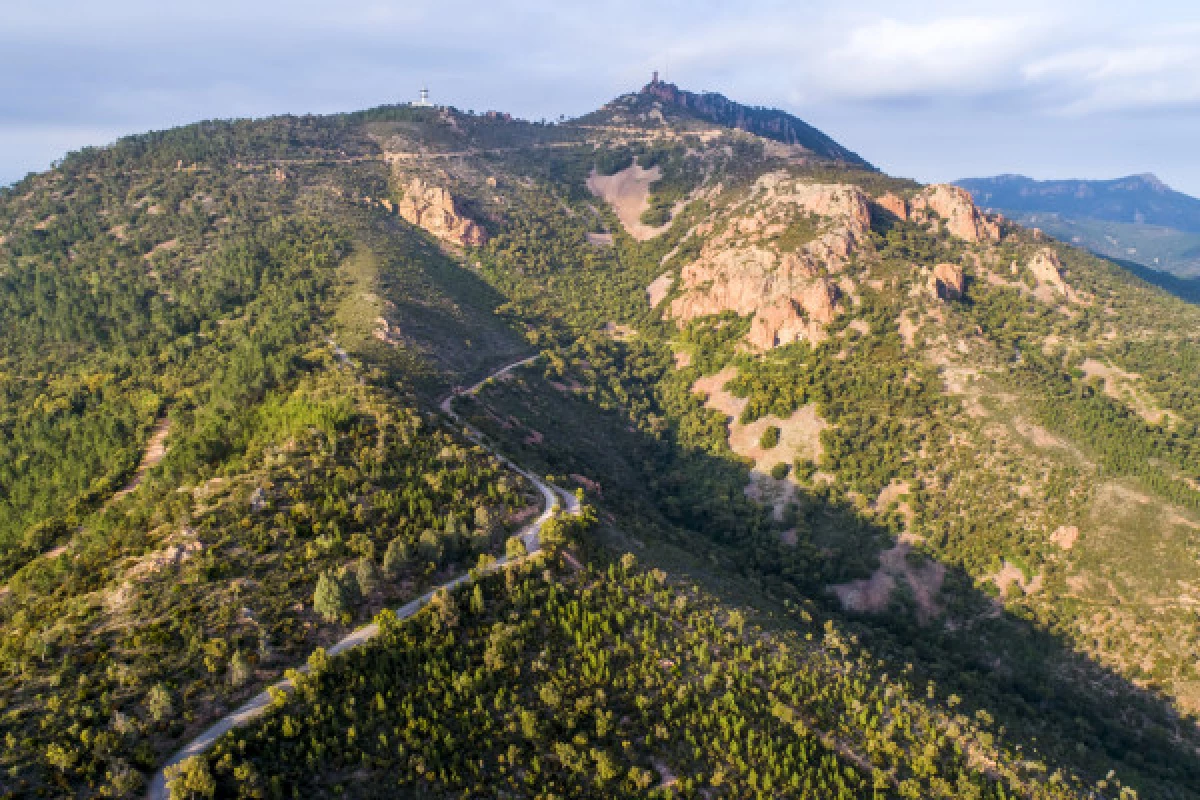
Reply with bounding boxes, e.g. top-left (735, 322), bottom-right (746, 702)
top-left (185, 555), bottom-right (1095, 799)
top-left (0, 129), bottom-right (537, 796)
